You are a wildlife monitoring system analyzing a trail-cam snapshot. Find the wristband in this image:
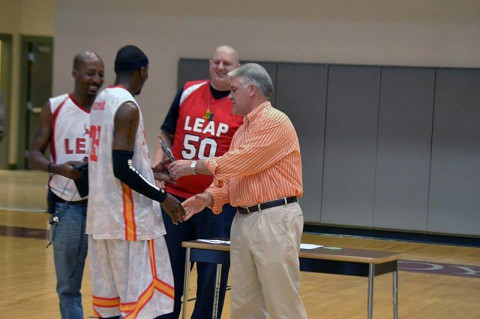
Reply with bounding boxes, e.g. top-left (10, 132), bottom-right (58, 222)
top-left (190, 160), bottom-right (197, 175)
top-left (47, 162), bottom-right (53, 173)
top-left (157, 189), bottom-right (167, 203)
